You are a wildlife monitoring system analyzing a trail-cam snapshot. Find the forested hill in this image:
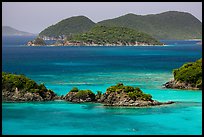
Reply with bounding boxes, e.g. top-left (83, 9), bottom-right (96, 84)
top-left (38, 11), bottom-right (202, 40)
top-left (39, 16), bottom-right (96, 37)
top-left (98, 11), bottom-right (202, 40)
top-left (67, 25), bottom-right (163, 45)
